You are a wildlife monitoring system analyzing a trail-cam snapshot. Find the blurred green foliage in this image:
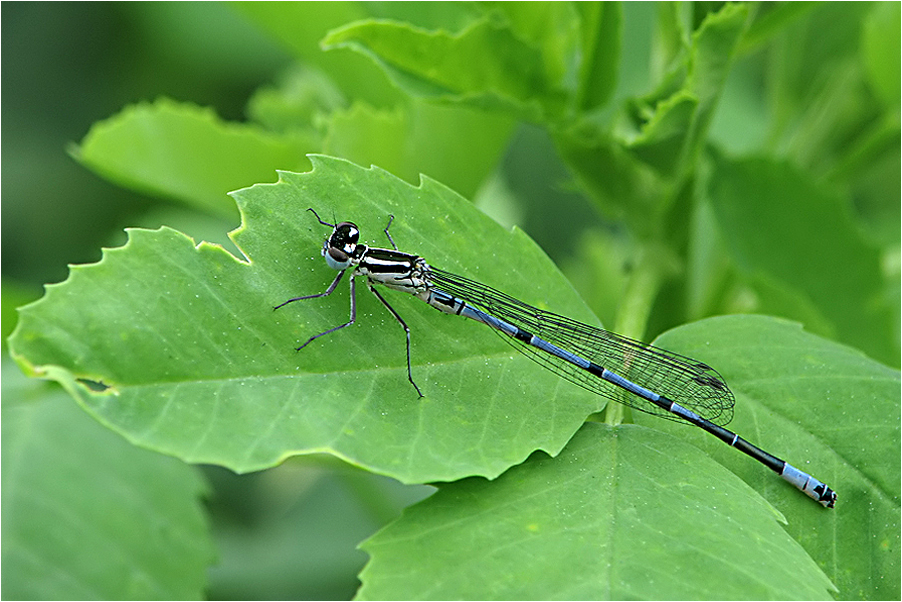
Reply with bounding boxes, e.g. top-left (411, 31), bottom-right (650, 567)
top-left (4, 2), bottom-right (899, 600)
